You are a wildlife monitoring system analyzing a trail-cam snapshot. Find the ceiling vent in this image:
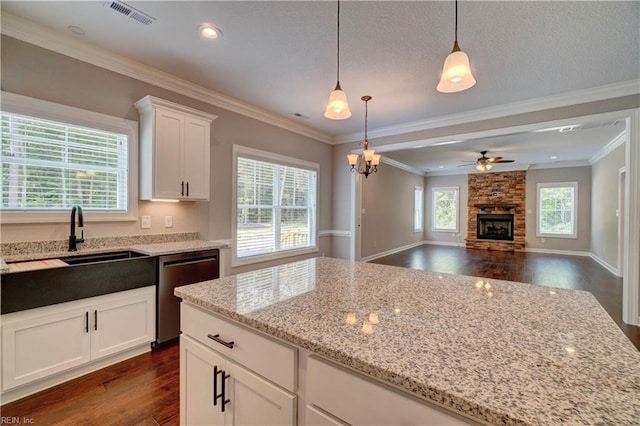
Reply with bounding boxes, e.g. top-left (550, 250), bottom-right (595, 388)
top-left (105, 1), bottom-right (156, 25)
